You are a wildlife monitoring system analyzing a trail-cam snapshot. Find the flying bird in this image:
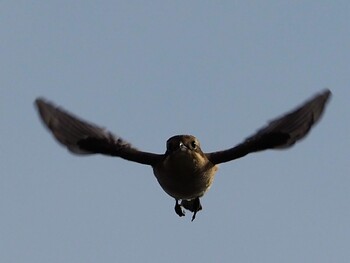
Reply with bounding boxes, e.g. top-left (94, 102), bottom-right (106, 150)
top-left (35, 90), bottom-right (331, 221)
